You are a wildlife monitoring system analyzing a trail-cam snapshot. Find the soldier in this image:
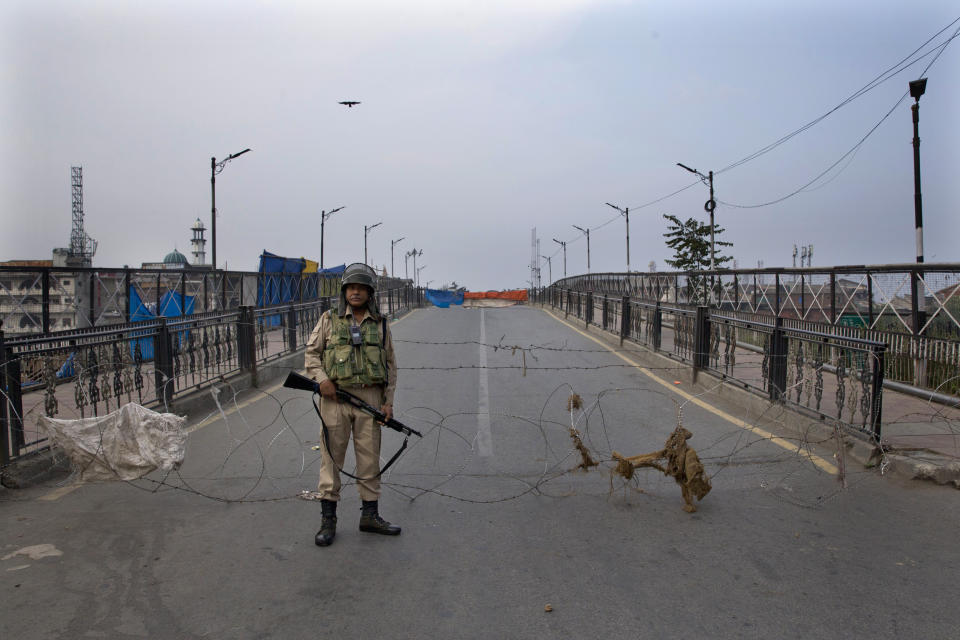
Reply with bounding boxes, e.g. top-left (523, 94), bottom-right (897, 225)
top-left (305, 262), bottom-right (401, 546)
